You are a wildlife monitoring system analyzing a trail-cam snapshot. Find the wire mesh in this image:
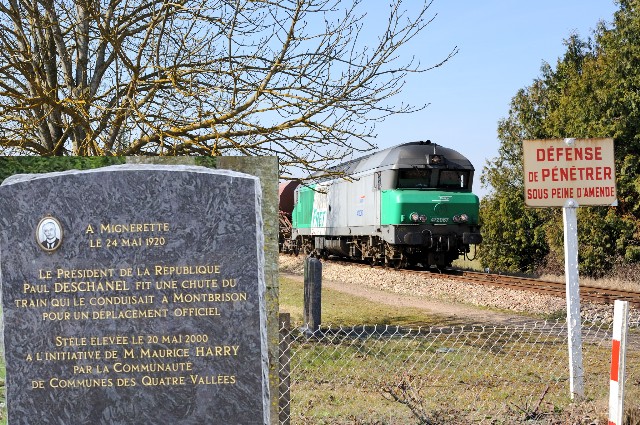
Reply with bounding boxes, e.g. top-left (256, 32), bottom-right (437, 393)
top-left (278, 317), bottom-right (640, 424)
